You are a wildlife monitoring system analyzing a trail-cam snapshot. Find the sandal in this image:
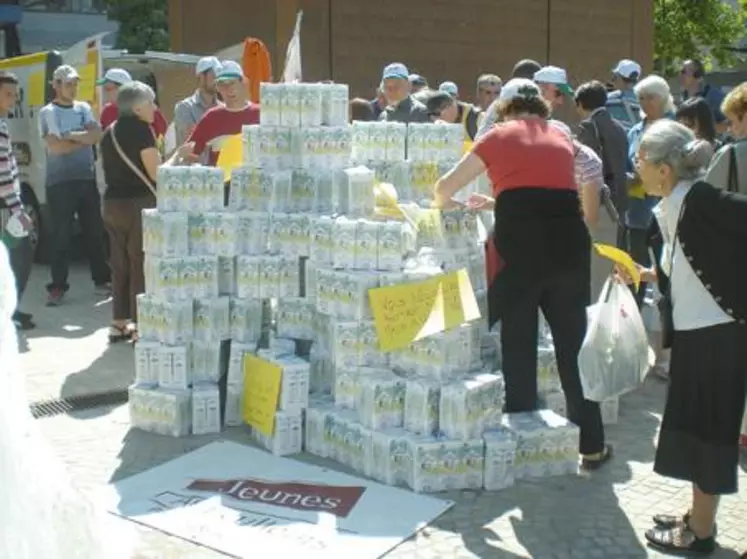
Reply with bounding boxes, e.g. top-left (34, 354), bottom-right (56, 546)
top-left (653, 512), bottom-right (717, 536)
top-left (108, 323), bottom-right (135, 343)
top-left (645, 524), bottom-right (716, 555)
top-left (581, 444), bottom-right (613, 471)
